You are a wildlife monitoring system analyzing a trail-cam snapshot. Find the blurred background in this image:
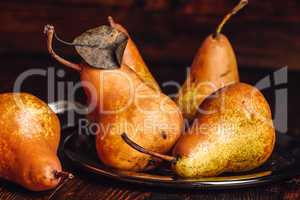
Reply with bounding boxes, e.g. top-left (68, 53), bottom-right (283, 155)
top-left (0, 0), bottom-right (298, 133)
top-left (1, 0), bottom-right (299, 69)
